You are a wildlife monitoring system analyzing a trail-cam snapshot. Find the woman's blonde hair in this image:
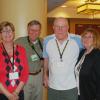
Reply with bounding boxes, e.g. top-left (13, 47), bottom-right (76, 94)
top-left (81, 28), bottom-right (100, 49)
top-left (0, 21), bottom-right (15, 33)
